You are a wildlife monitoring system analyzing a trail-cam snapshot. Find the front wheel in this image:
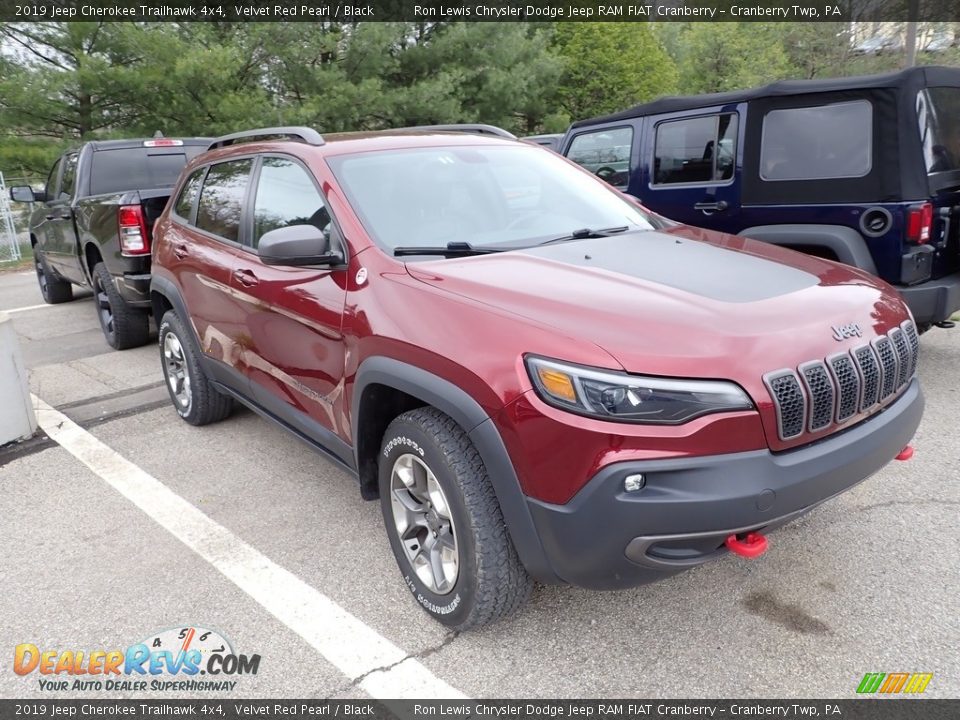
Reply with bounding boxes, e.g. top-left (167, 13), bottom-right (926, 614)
top-left (92, 262), bottom-right (149, 350)
top-left (379, 407), bottom-right (532, 629)
top-left (33, 249), bottom-right (73, 304)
